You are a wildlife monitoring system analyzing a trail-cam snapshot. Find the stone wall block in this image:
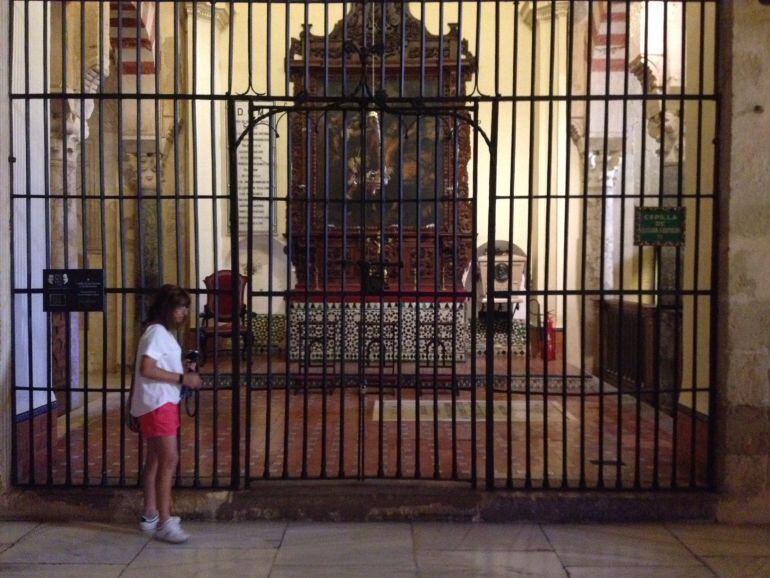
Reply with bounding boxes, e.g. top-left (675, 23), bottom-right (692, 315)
top-left (726, 301), bottom-right (770, 352)
top-left (721, 455), bottom-right (768, 497)
top-left (723, 351), bottom-right (770, 407)
top-left (724, 405), bottom-right (770, 456)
